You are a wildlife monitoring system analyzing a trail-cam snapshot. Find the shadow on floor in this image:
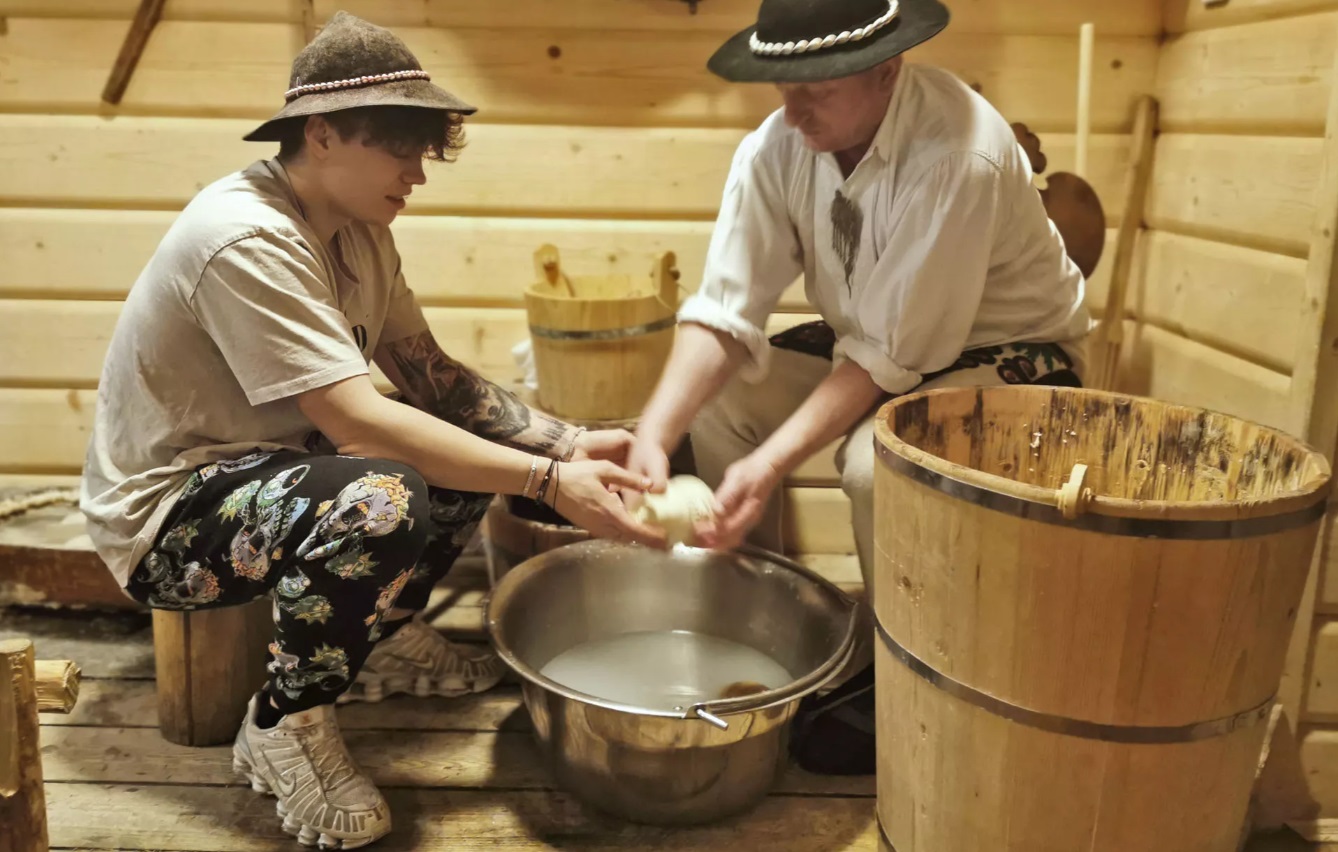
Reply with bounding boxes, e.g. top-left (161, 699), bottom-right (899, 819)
top-left (1246, 829), bottom-right (1329, 851)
